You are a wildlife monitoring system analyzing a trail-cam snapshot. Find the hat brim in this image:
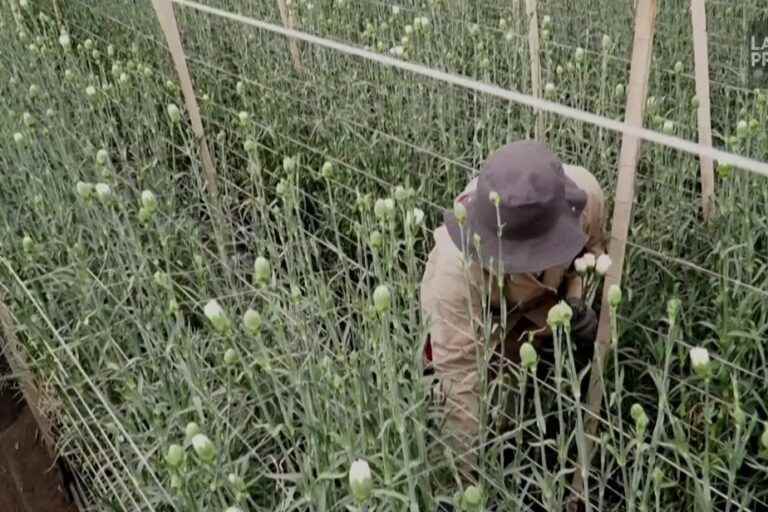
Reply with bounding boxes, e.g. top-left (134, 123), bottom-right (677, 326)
top-left (444, 177), bottom-right (588, 274)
